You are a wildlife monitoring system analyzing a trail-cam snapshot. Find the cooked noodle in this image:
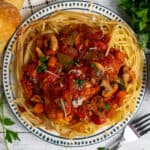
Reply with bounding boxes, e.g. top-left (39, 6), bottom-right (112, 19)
top-left (12, 11), bottom-right (143, 138)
